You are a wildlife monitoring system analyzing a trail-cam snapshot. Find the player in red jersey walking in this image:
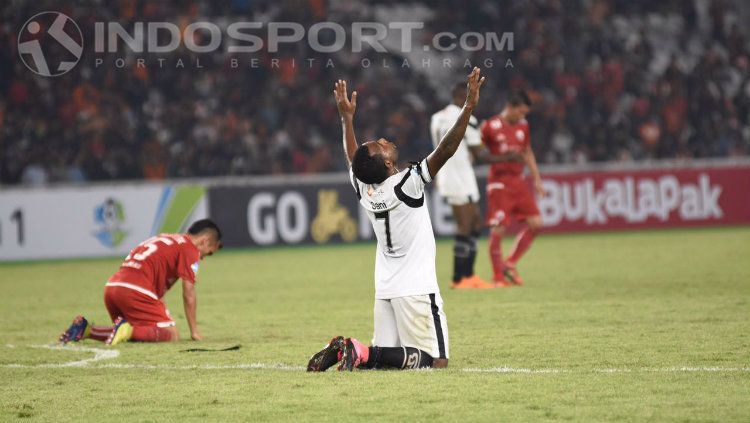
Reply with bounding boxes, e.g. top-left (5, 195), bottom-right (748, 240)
top-left (58, 219), bottom-right (222, 345)
top-left (480, 91), bottom-right (545, 287)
